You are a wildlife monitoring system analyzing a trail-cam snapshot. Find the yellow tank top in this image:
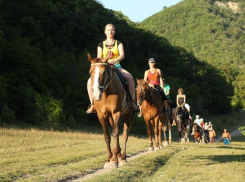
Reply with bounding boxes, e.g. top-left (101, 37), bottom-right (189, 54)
top-left (102, 40), bottom-right (120, 65)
